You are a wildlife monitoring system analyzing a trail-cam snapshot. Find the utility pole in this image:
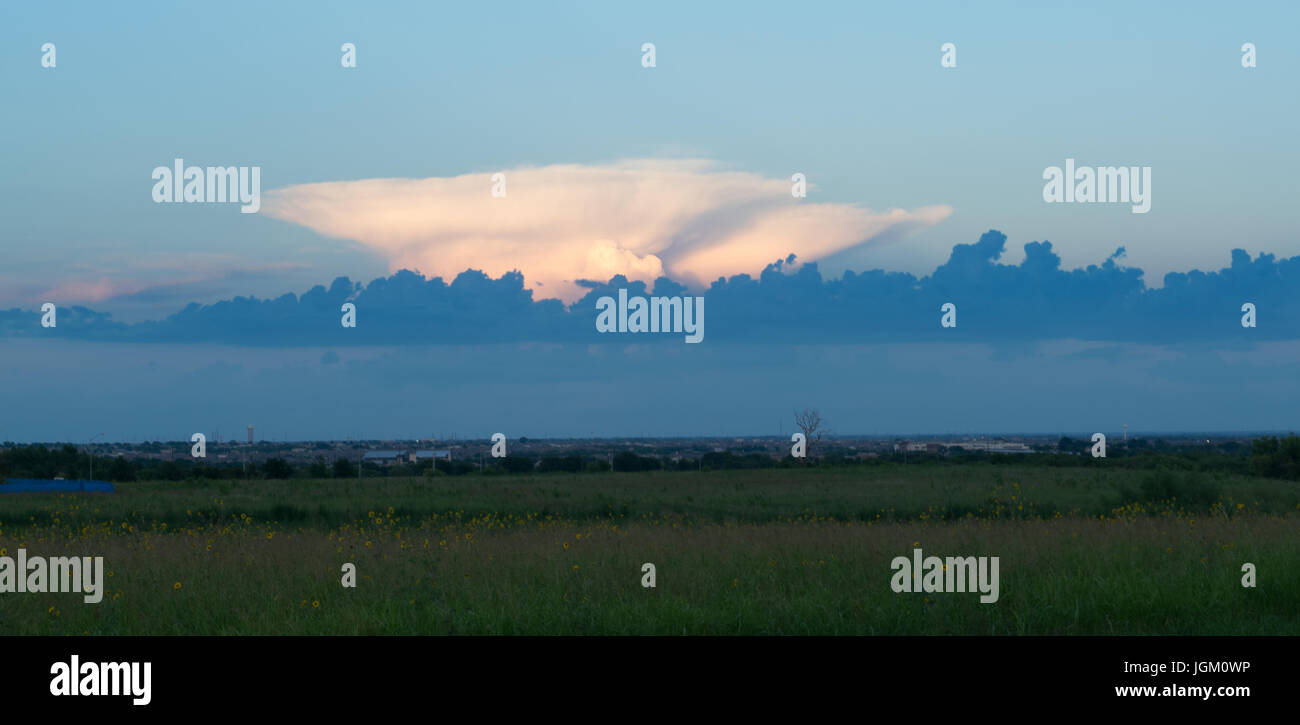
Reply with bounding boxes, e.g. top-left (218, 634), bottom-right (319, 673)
top-left (87, 433), bottom-right (104, 480)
